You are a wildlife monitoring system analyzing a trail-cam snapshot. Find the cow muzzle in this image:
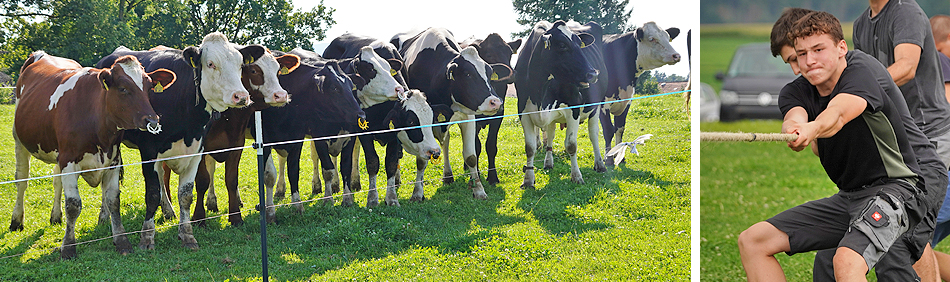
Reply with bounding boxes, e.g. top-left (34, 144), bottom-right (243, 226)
top-left (232, 90), bottom-right (252, 107)
top-left (428, 148), bottom-right (442, 163)
top-left (267, 90), bottom-right (290, 106)
top-left (143, 115), bottom-right (161, 134)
